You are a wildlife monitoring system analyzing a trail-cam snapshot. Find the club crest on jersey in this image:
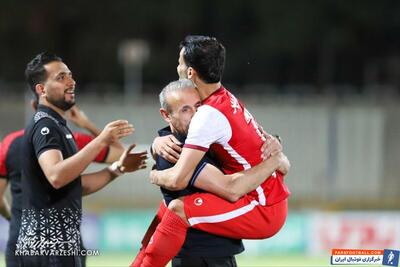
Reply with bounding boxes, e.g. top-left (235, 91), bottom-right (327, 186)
top-left (40, 127), bottom-right (50, 135)
top-left (194, 197), bottom-right (203, 206)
